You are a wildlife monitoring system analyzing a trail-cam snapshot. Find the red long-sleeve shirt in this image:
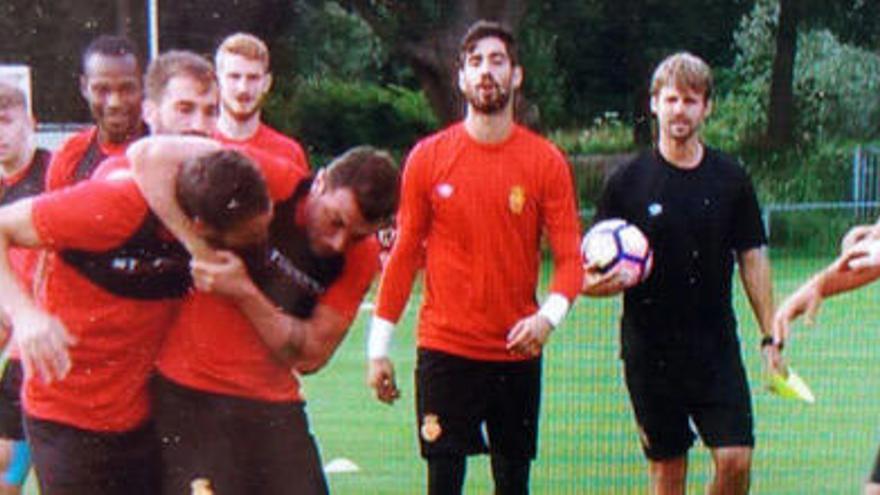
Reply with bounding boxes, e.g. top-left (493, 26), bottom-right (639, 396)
top-left (376, 123), bottom-right (582, 361)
